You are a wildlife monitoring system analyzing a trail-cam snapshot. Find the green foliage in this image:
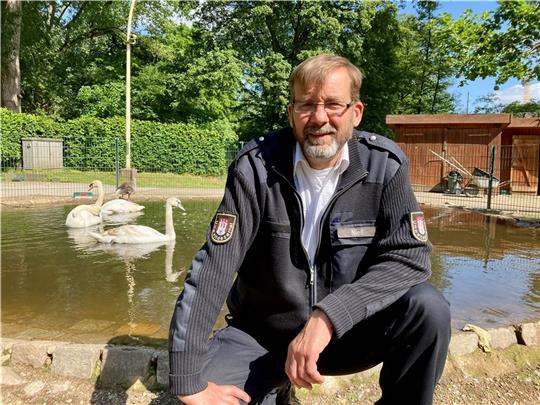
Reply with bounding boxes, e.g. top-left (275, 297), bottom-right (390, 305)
top-left (390, 2), bottom-right (456, 115)
top-left (473, 94), bottom-right (505, 114)
top-left (11, 0), bottom-right (480, 141)
top-left (450, 0), bottom-right (540, 85)
top-left (1, 109), bottom-right (237, 175)
top-left (502, 100), bottom-right (540, 116)
top-left (0, 109), bottom-right (62, 164)
top-left (19, 1), bottom-right (128, 115)
top-left (73, 82), bottom-right (125, 118)
top-left (194, 0), bottom-right (456, 139)
top-left (472, 95), bottom-right (540, 115)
